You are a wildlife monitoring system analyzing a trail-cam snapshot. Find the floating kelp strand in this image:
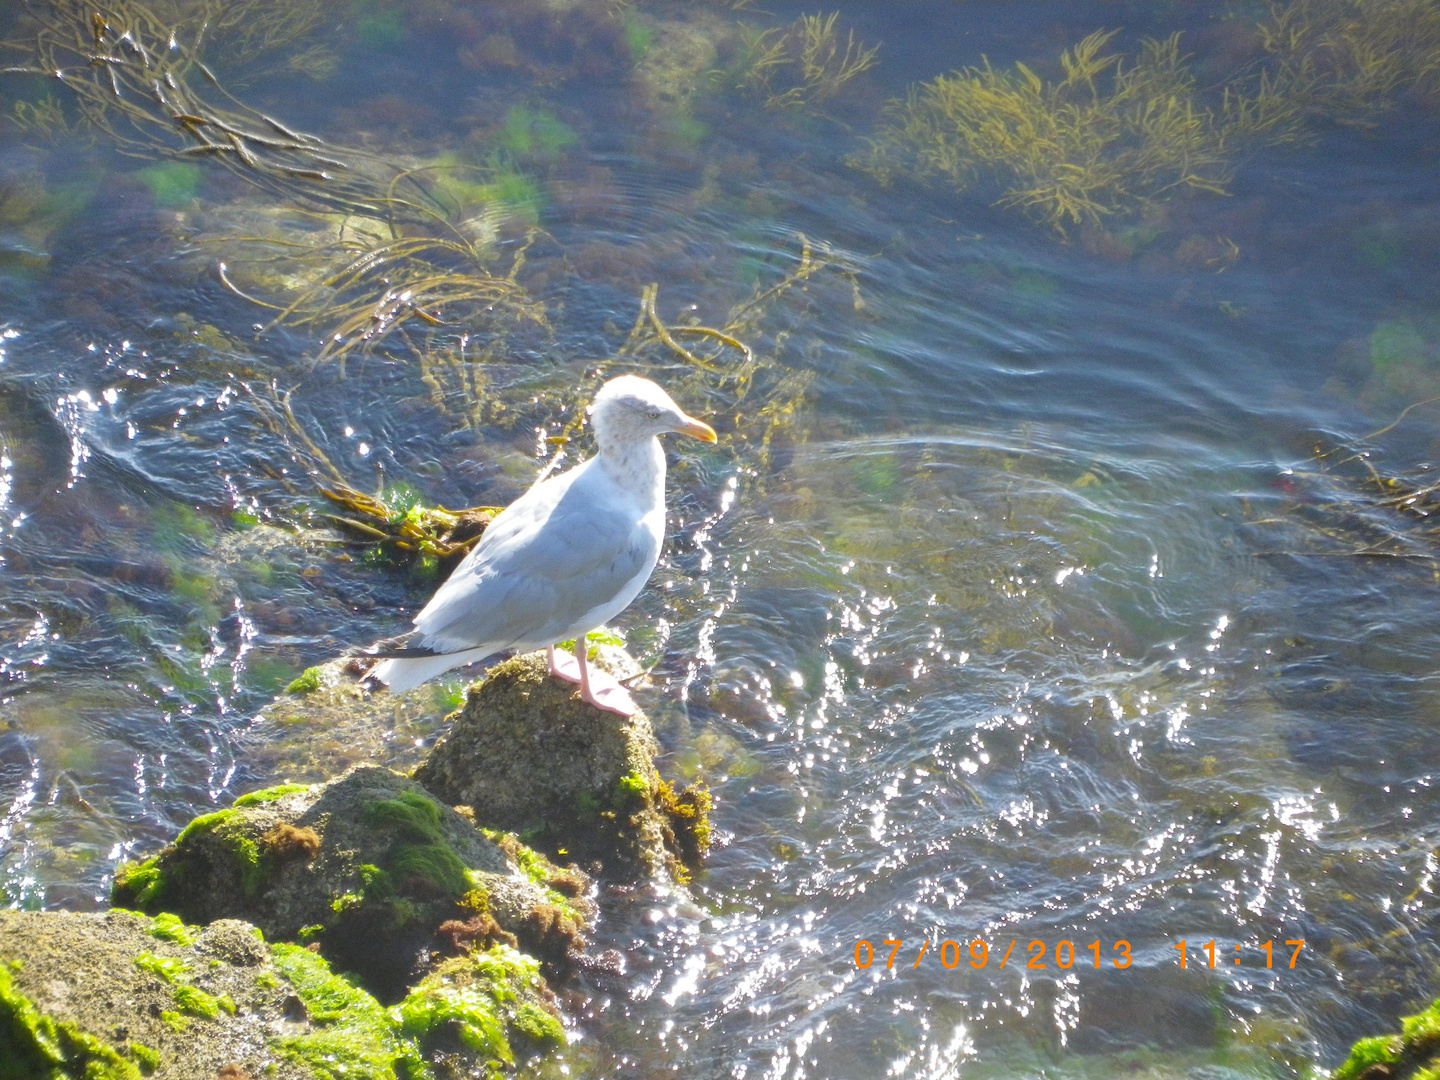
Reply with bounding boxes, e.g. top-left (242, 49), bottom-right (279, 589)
top-left (12, 0), bottom-right (431, 221)
top-left (226, 130), bottom-right (259, 168)
top-left (257, 112), bottom-right (320, 145)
